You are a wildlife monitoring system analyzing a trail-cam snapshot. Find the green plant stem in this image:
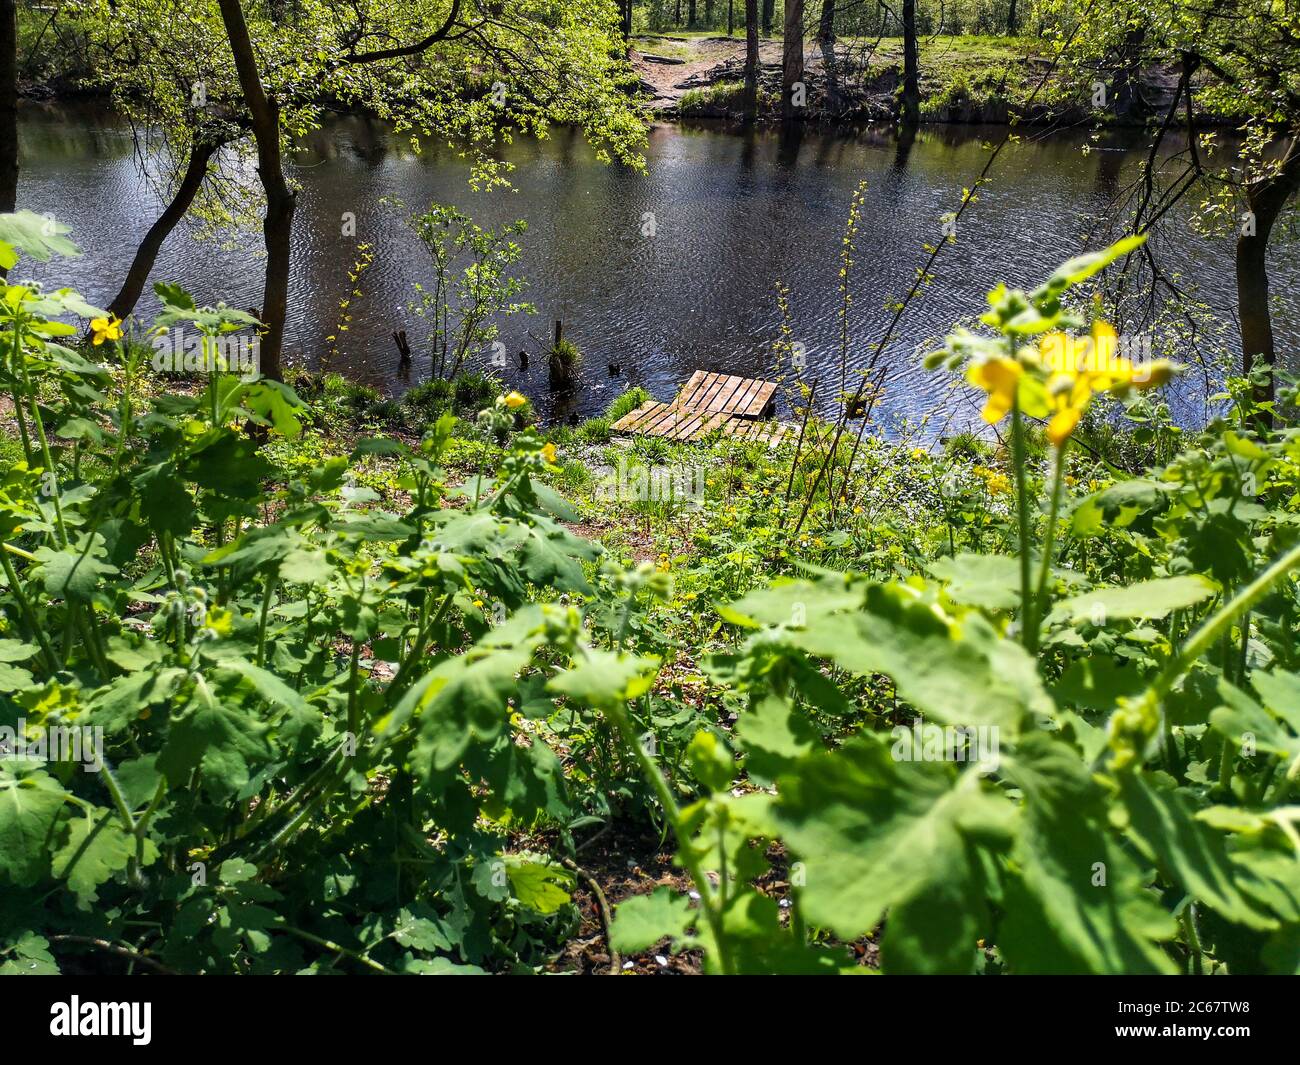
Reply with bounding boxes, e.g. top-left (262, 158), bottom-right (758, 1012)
top-left (1179, 903), bottom-right (1203, 976)
top-left (1150, 539), bottom-right (1300, 702)
top-left (602, 695), bottom-right (733, 975)
top-left (1034, 442), bottom-right (1067, 618)
top-left (346, 642), bottom-right (362, 740)
top-left (276, 925), bottom-right (394, 974)
top-left (256, 574), bottom-right (278, 666)
top-left (390, 591), bottom-right (453, 697)
top-left (9, 323), bottom-right (35, 465)
top-left (1010, 400), bottom-right (1035, 652)
top-left (21, 359), bottom-right (68, 546)
top-left (0, 552), bottom-right (59, 672)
